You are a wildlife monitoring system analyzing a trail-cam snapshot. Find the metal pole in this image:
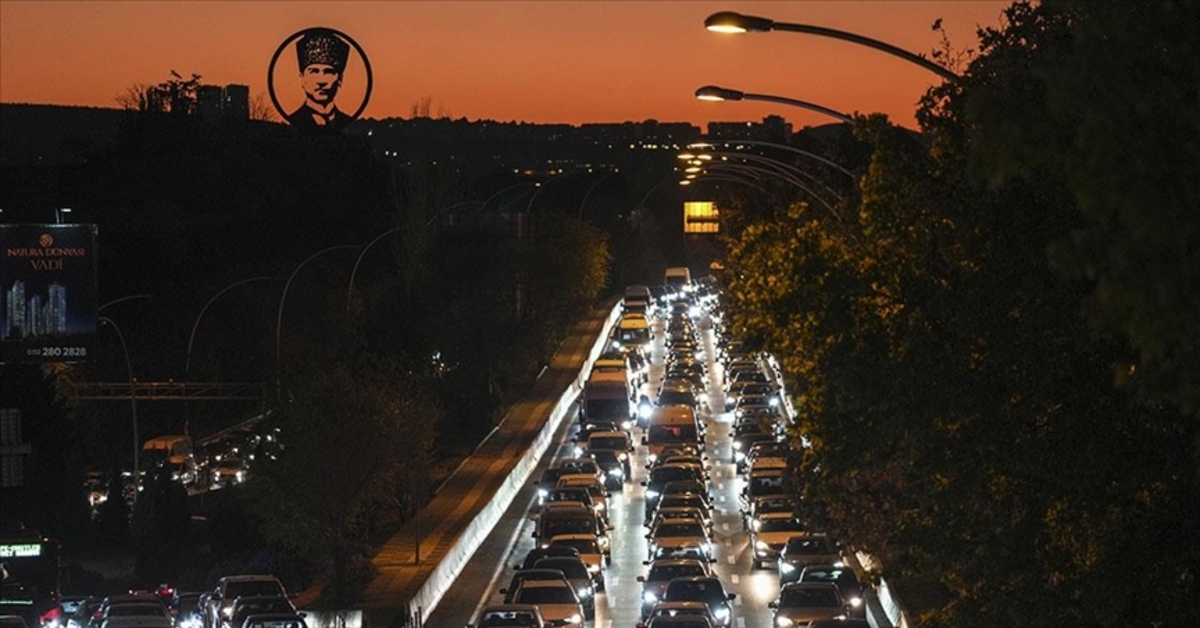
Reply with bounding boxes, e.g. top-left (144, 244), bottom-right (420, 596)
top-left (101, 316), bottom-right (138, 504)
